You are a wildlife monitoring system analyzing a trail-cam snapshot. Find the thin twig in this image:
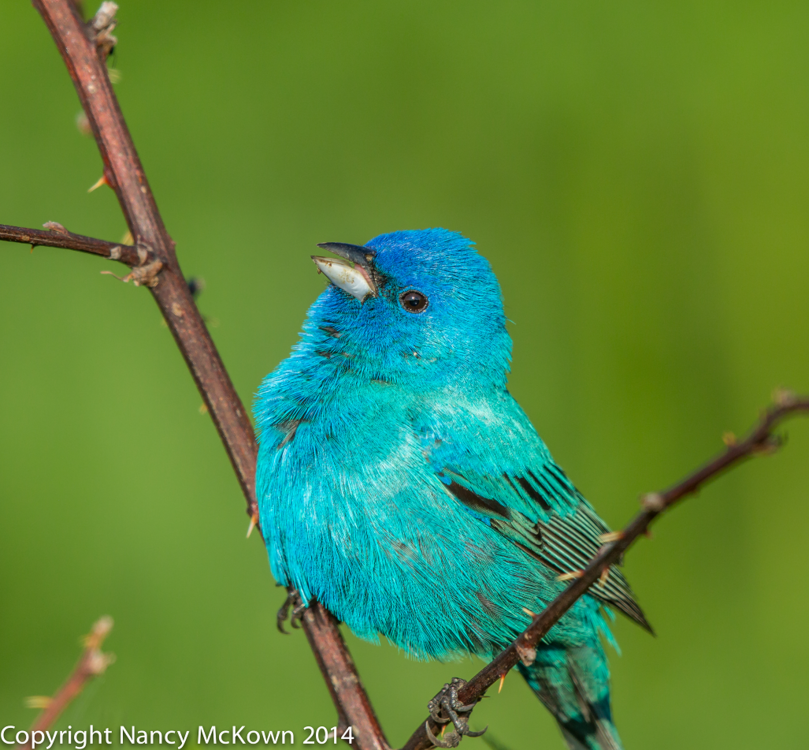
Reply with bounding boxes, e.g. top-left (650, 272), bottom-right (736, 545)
top-left (0, 223), bottom-right (142, 265)
top-left (401, 391), bottom-right (809, 750)
top-left (25, 2), bottom-right (389, 748)
top-left (15, 617), bottom-right (115, 750)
